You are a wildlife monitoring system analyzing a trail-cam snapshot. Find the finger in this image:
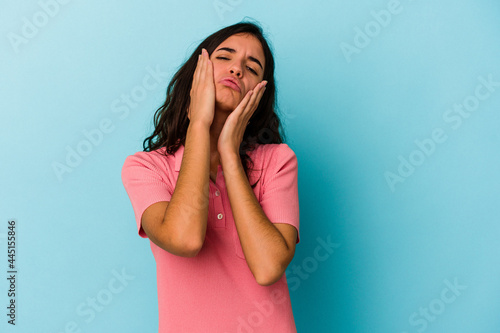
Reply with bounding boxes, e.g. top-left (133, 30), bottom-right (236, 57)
top-left (242, 82), bottom-right (266, 120)
top-left (231, 90), bottom-right (253, 120)
top-left (254, 81), bottom-right (267, 103)
top-left (202, 51), bottom-right (213, 87)
top-left (206, 52), bottom-right (214, 80)
top-left (195, 52), bottom-right (203, 76)
top-left (193, 52), bottom-right (203, 88)
top-left (198, 49), bottom-right (206, 82)
top-left (245, 82), bottom-right (265, 112)
top-left (240, 90), bottom-right (254, 112)
top-left (200, 49), bottom-right (208, 82)
top-left (203, 49), bottom-right (214, 85)
top-left (253, 81), bottom-right (267, 106)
